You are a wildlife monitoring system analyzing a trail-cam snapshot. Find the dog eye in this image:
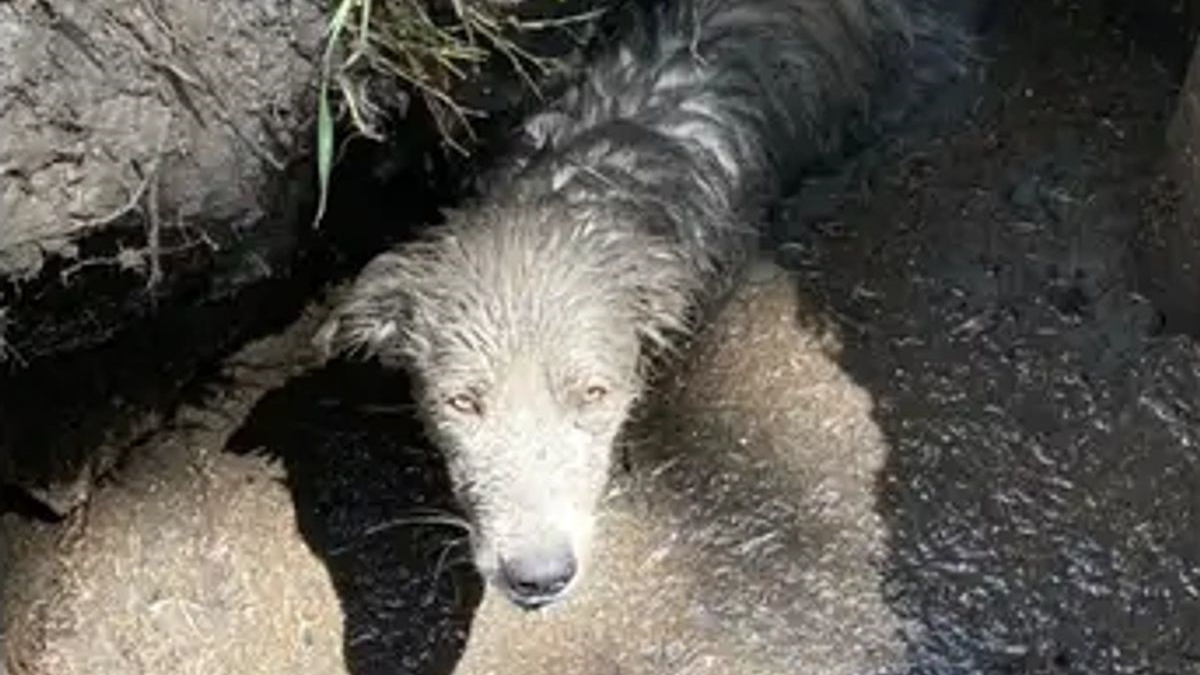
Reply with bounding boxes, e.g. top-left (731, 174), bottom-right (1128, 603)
top-left (582, 384), bottom-right (609, 404)
top-left (446, 393), bottom-right (482, 416)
